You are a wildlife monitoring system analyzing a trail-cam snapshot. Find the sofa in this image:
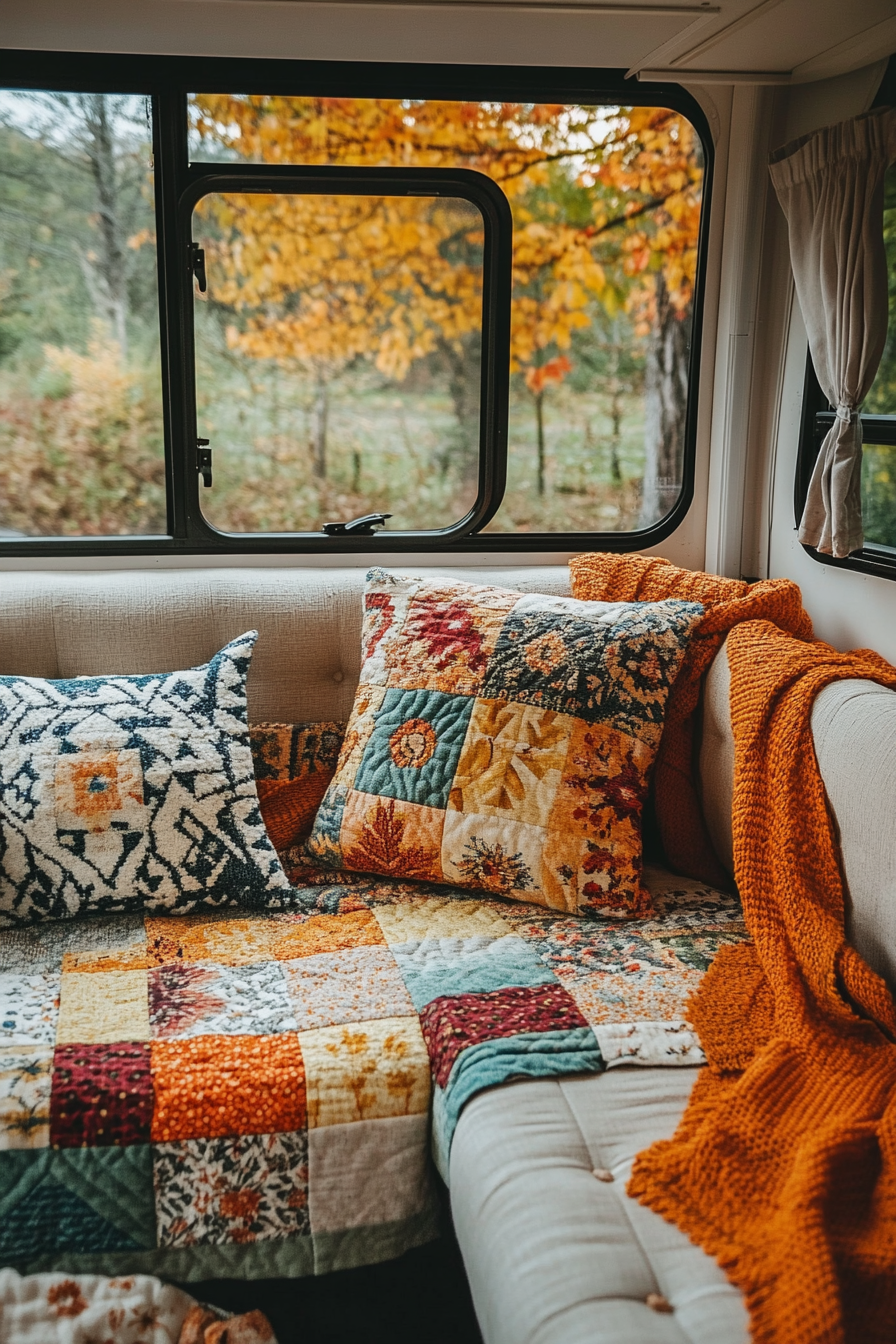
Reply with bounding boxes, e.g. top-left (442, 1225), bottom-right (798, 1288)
top-left (1, 565), bottom-right (894, 1344)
